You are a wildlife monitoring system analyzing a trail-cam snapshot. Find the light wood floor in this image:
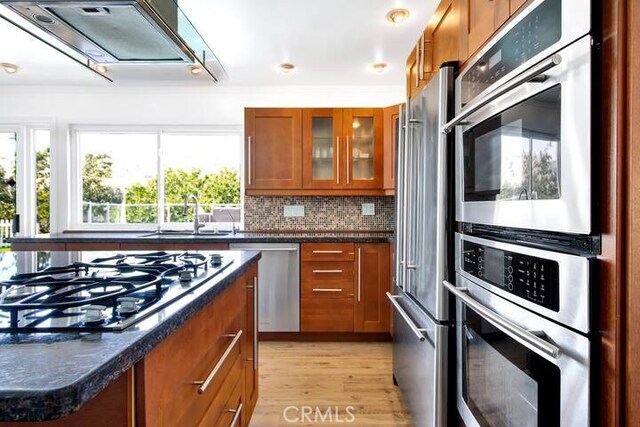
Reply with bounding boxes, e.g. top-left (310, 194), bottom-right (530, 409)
top-left (249, 342), bottom-right (413, 427)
